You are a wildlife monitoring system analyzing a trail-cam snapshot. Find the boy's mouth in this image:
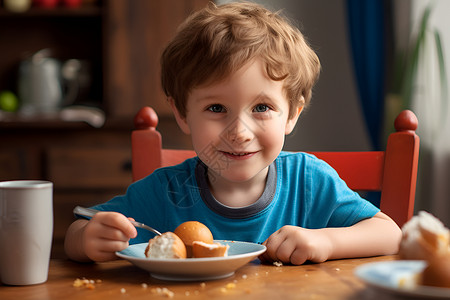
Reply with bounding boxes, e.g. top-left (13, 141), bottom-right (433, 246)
top-left (220, 151), bottom-right (257, 159)
top-left (230, 152), bottom-right (250, 156)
